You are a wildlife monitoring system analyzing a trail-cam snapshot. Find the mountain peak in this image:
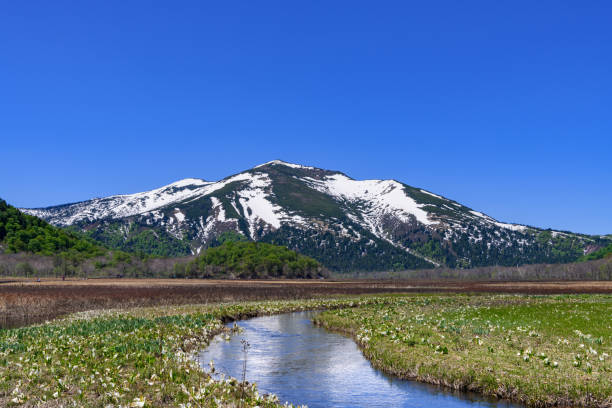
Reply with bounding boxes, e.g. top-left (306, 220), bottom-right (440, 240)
top-left (253, 160), bottom-right (316, 170)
